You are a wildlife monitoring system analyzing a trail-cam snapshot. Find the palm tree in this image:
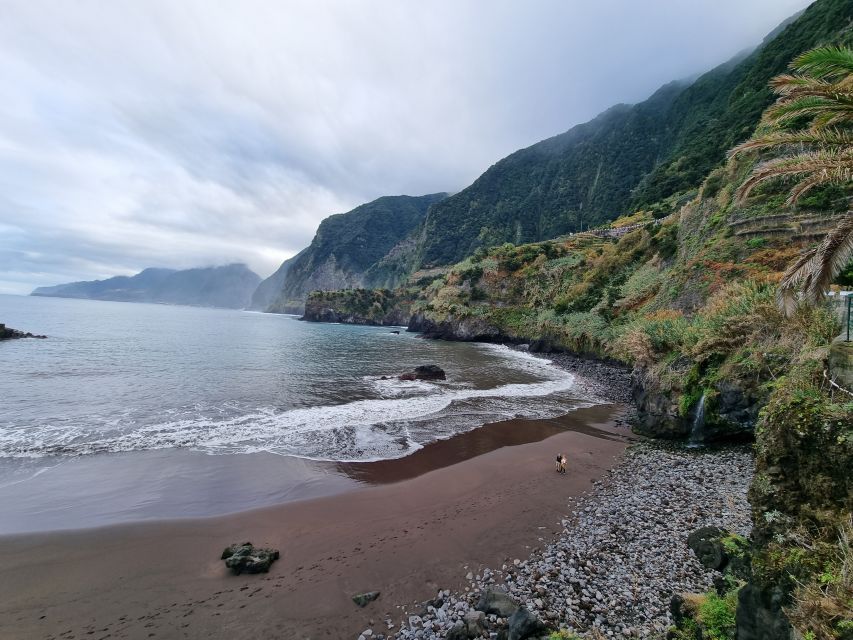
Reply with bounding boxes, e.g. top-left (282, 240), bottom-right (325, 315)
top-left (729, 46), bottom-right (853, 314)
